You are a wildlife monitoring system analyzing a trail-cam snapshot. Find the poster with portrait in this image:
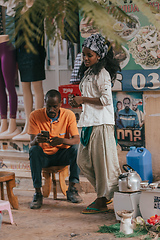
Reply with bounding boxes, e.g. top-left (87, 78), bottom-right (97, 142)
top-left (112, 92), bottom-right (145, 150)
